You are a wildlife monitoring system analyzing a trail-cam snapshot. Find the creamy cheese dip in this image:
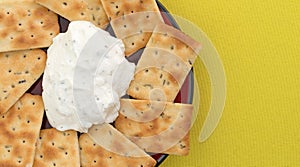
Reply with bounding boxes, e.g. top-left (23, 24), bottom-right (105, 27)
top-left (42, 21), bottom-right (135, 133)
